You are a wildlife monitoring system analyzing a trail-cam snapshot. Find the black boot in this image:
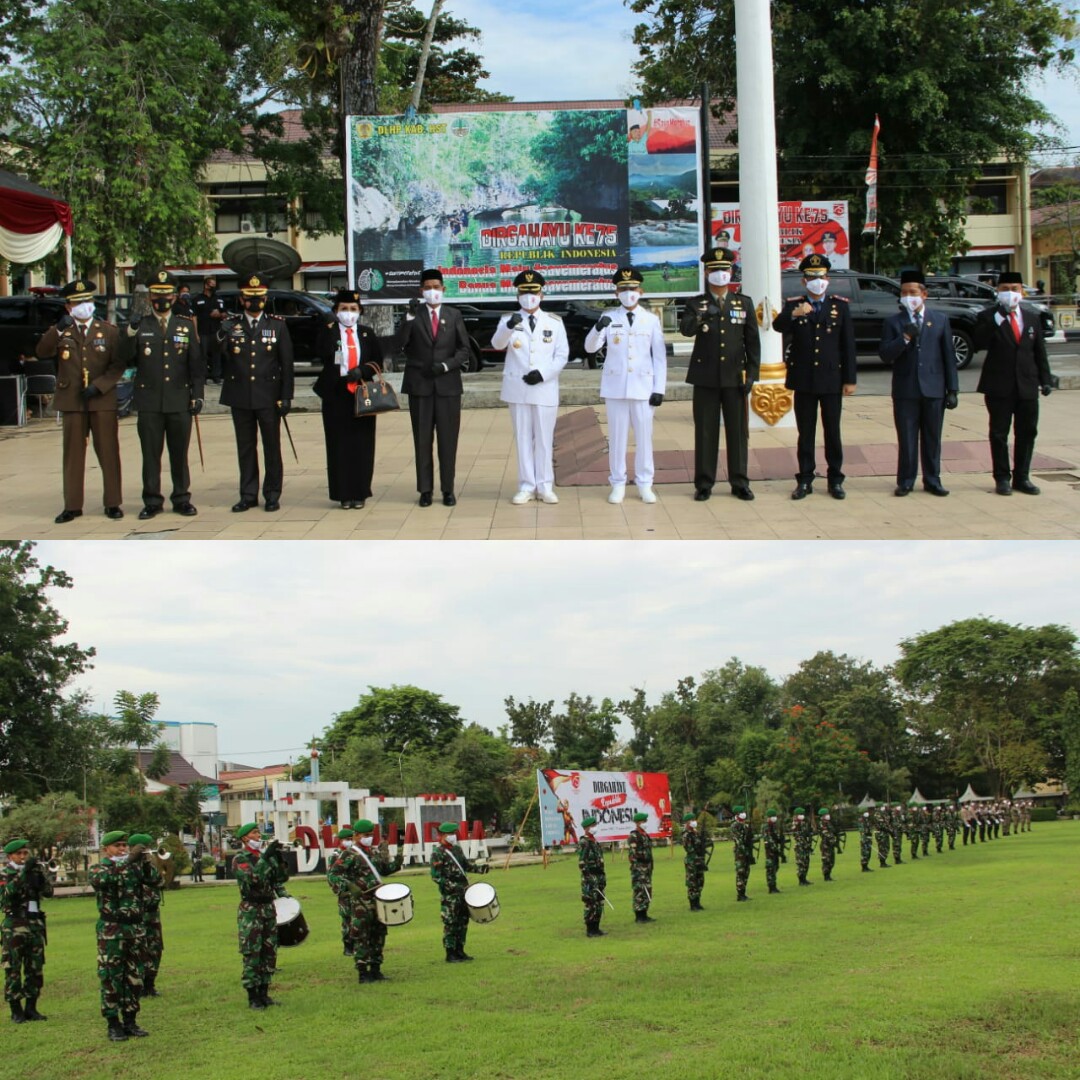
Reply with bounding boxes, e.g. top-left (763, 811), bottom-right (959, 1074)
top-left (445, 949), bottom-right (464, 963)
top-left (455, 947), bottom-right (473, 961)
top-left (143, 975), bottom-right (158, 998)
top-left (343, 944), bottom-right (354, 957)
top-left (862, 865), bottom-right (872, 873)
top-left (261, 985), bottom-right (278, 1006)
top-left (107, 1016), bottom-right (128, 1041)
top-left (585, 921), bottom-right (597, 937)
top-left (768, 885), bottom-right (780, 894)
top-left (736, 894), bottom-right (748, 901)
top-left (369, 965), bottom-right (386, 981)
top-left (592, 921), bottom-right (606, 936)
top-left (823, 874), bottom-right (833, 881)
top-left (23, 998), bottom-right (46, 1021)
top-left (358, 966), bottom-right (373, 984)
top-left (247, 986), bottom-right (266, 1010)
top-left (122, 1013), bottom-right (149, 1037)
top-left (9, 1000), bottom-right (25, 1024)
